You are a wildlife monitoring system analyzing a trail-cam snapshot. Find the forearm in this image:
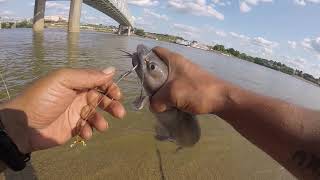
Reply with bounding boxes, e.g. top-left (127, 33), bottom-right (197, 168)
top-left (218, 84), bottom-right (320, 180)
